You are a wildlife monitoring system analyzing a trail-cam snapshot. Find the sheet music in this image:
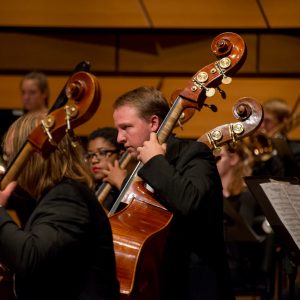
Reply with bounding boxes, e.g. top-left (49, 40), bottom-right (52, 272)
top-left (260, 181), bottom-right (300, 250)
